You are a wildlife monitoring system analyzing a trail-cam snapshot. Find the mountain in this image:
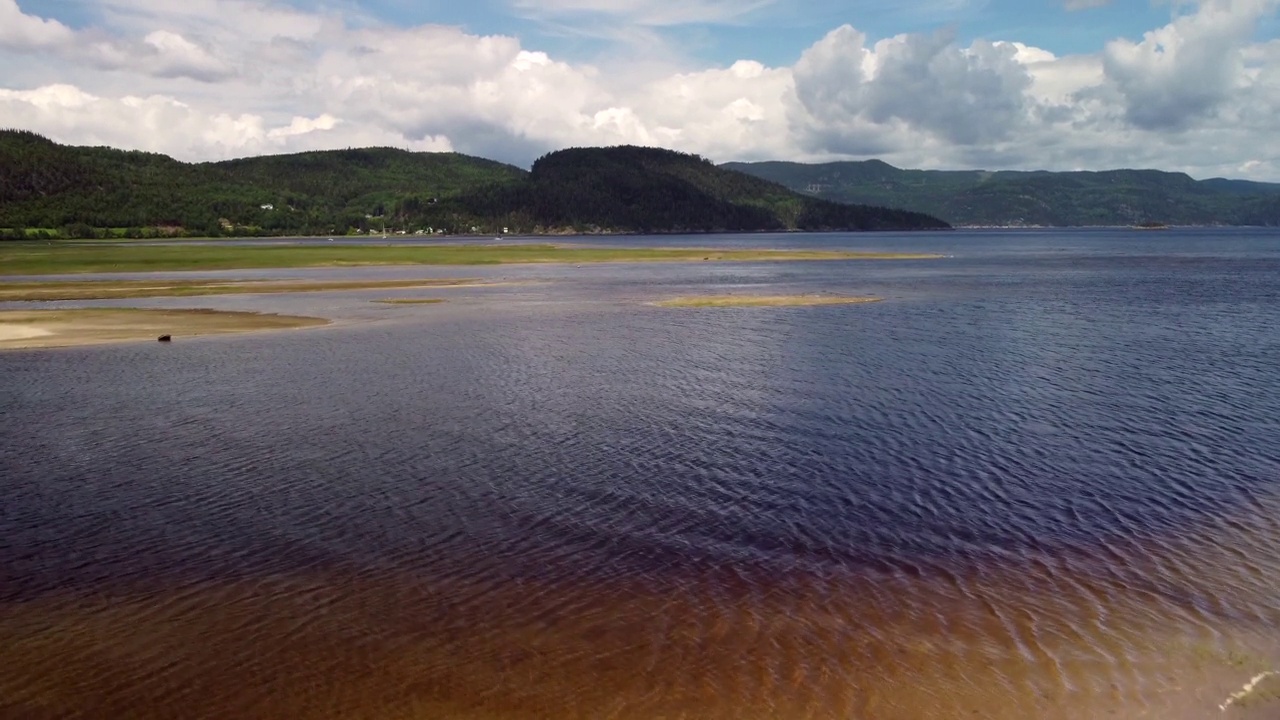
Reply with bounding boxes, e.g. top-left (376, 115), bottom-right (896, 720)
top-left (722, 160), bottom-right (1280, 227)
top-left (0, 132), bottom-right (947, 237)
top-left (422, 146), bottom-right (948, 234)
